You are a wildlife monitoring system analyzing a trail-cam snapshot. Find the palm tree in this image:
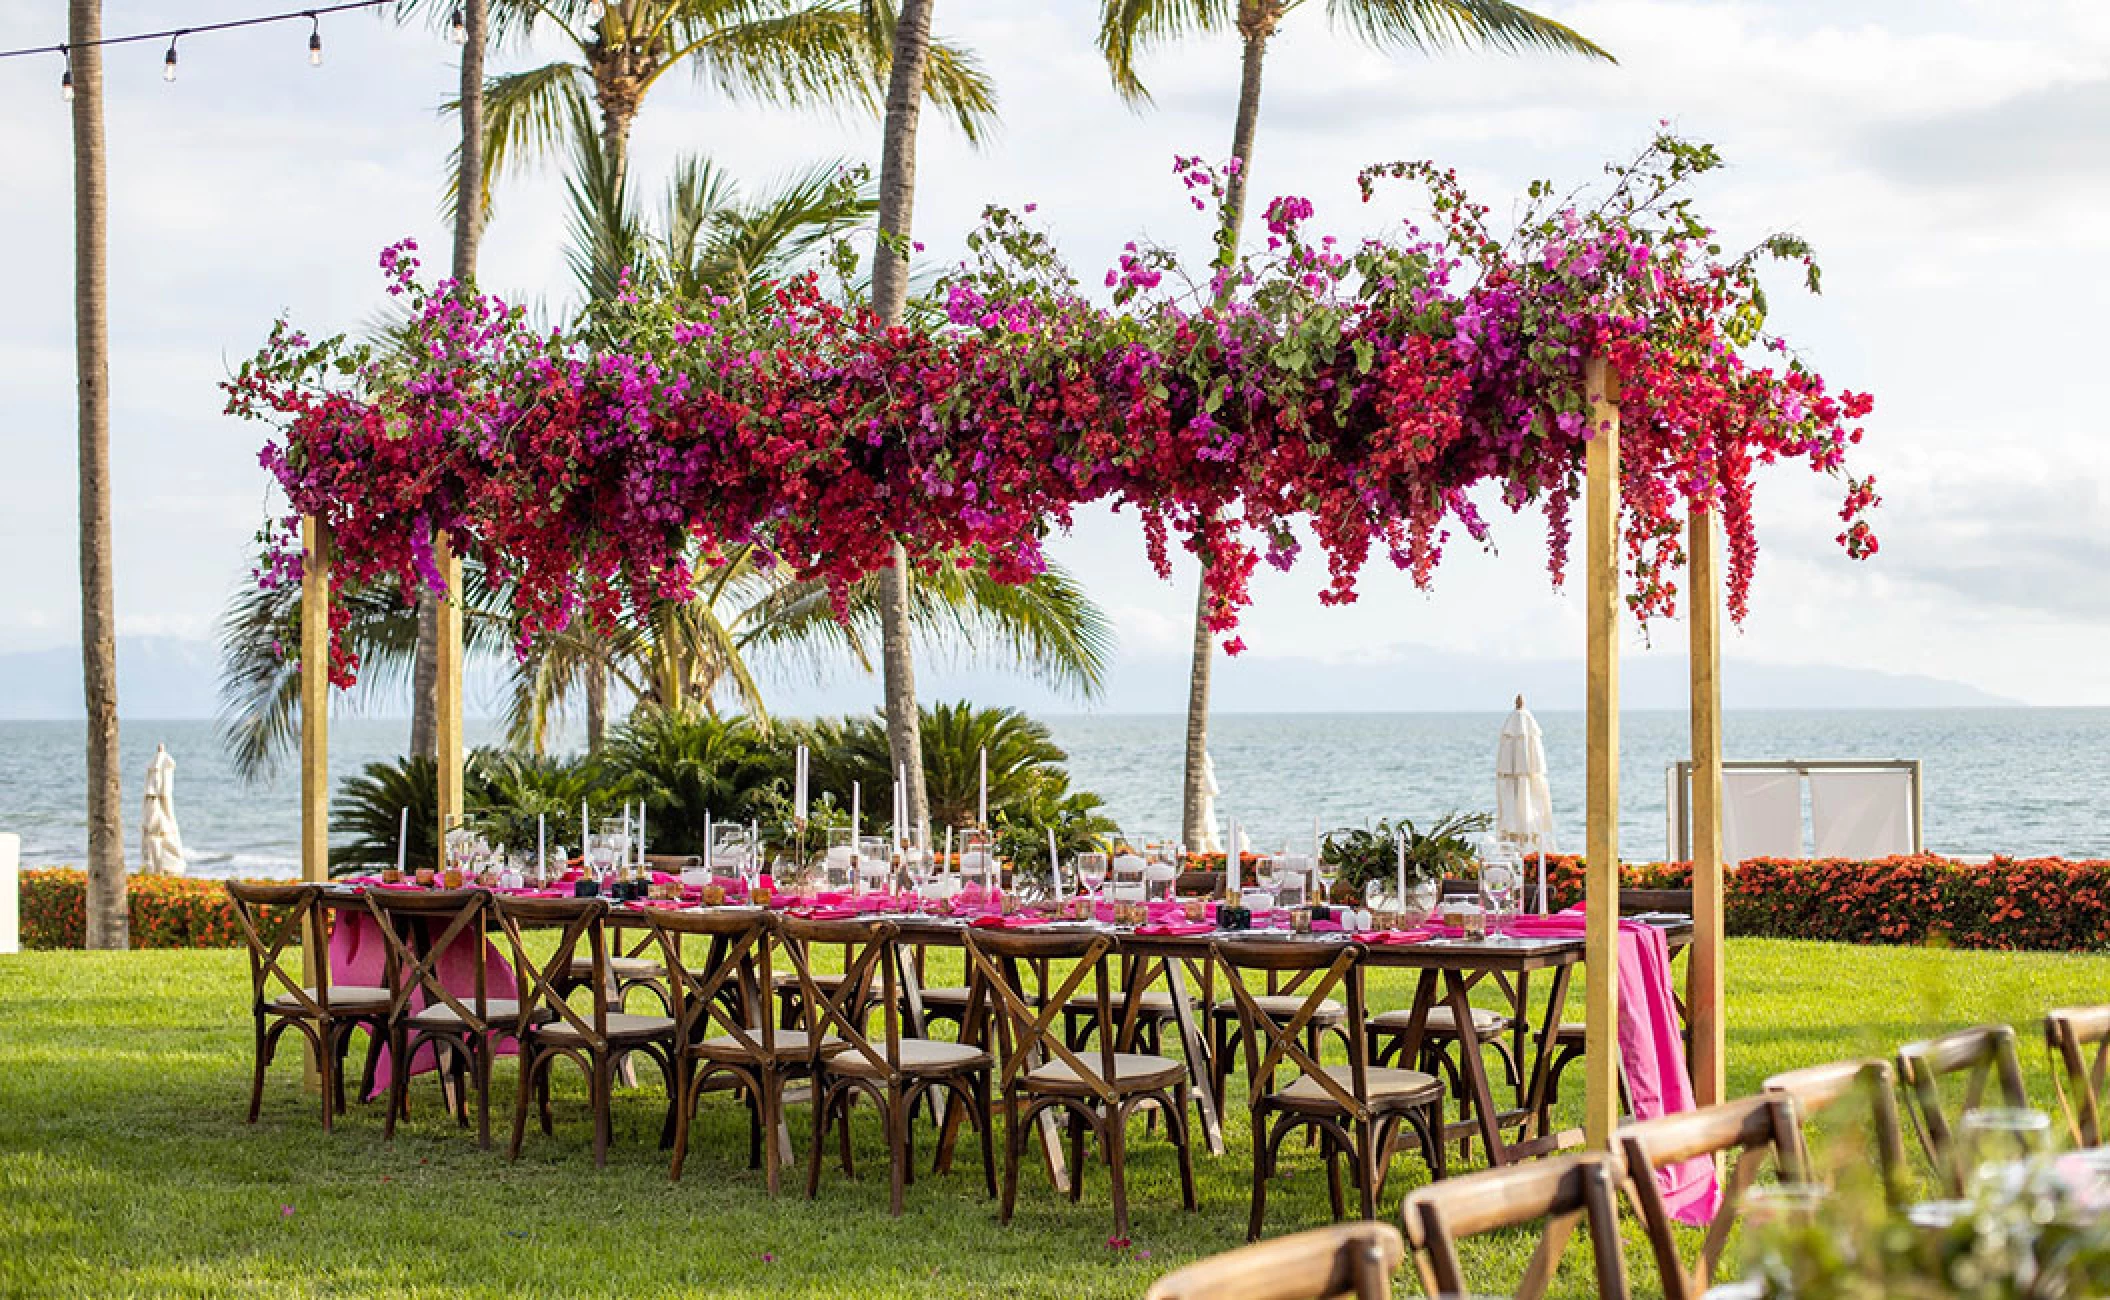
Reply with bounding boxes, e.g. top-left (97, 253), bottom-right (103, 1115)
top-left (410, 0), bottom-right (492, 762)
top-left (459, 0), bottom-right (995, 205)
top-left (1097, 0), bottom-right (1613, 851)
top-left (869, 0), bottom-right (936, 828)
top-left (69, 1), bottom-right (125, 948)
